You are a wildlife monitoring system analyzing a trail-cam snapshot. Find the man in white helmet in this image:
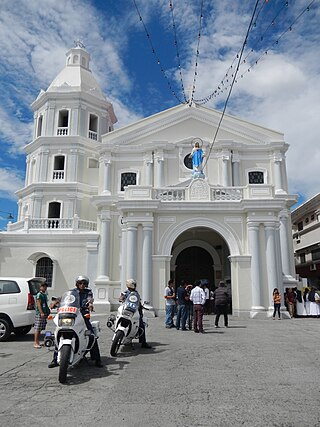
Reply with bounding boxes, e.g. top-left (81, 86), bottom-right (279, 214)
top-left (48, 275), bottom-right (103, 368)
top-left (119, 279), bottom-right (151, 349)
